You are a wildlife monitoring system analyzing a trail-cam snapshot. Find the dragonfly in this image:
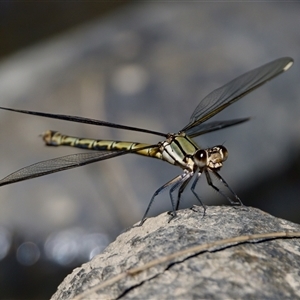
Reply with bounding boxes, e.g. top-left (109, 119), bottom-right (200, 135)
top-left (0, 57), bottom-right (293, 225)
